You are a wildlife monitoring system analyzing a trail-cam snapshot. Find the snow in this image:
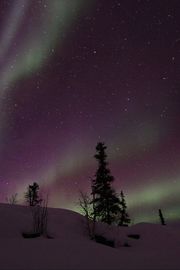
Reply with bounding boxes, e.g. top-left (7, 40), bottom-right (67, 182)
top-left (0, 203), bottom-right (179, 270)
